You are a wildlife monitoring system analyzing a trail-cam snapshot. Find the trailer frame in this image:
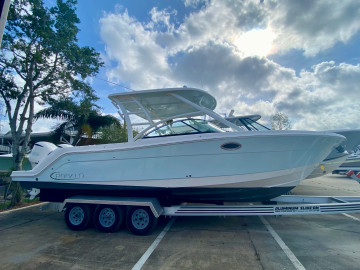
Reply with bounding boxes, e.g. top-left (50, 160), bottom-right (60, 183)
top-left (47, 194), bottom-right (360, 235)
top-left (56, 195), bottom-right (360, 218)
